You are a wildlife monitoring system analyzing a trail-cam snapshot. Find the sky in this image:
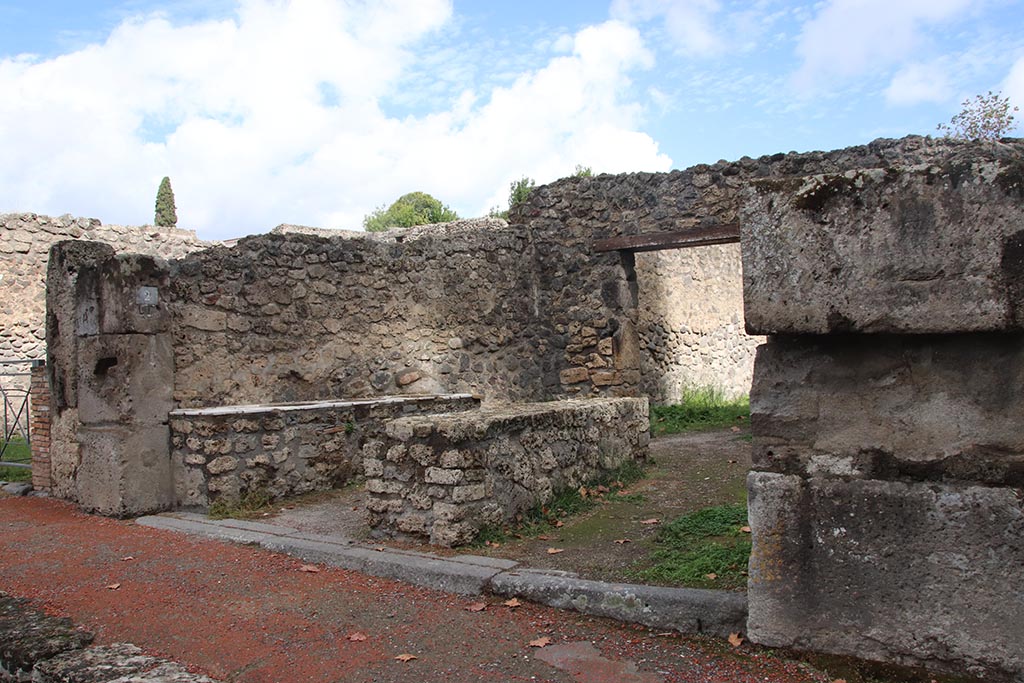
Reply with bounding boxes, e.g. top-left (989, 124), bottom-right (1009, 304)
top-left (1, 0), bottom-right (1022, 240)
